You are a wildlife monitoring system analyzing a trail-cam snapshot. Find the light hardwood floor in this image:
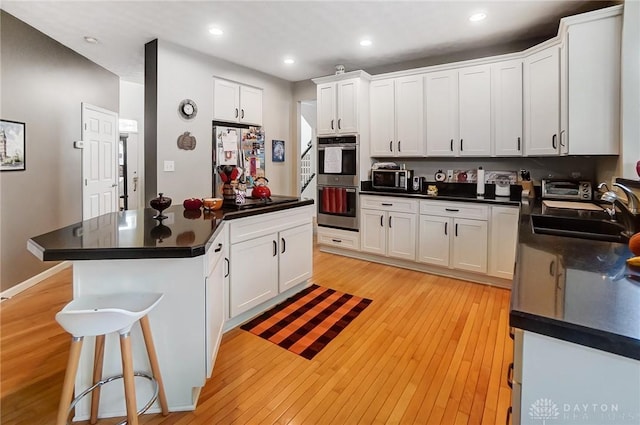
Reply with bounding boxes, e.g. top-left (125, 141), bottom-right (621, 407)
top-left (1, 245), bottom-right (513, 424)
